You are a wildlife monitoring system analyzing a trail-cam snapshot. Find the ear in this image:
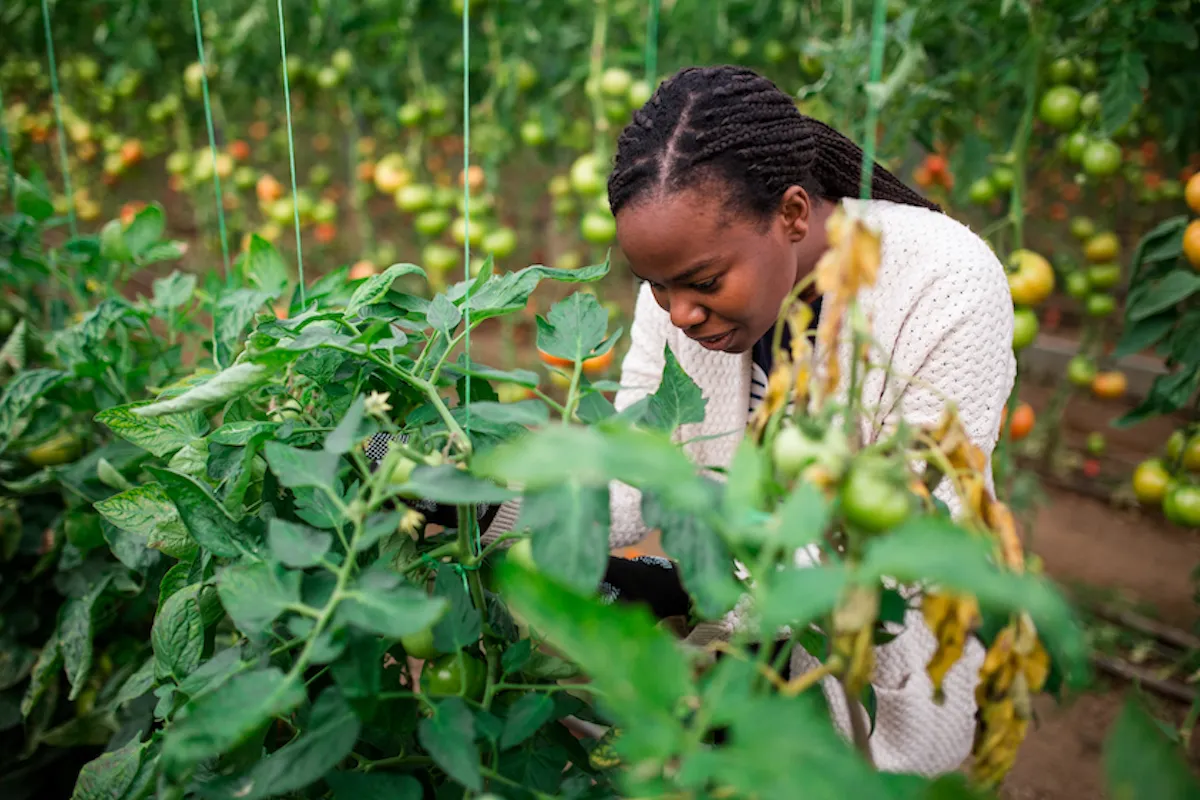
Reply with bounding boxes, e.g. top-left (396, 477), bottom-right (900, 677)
top-left (778, 185), bottom-right (812, 242)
